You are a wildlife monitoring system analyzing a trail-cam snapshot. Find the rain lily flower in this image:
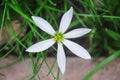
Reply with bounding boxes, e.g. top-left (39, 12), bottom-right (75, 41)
top-left (26, 7), bottom-right (91, 74)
